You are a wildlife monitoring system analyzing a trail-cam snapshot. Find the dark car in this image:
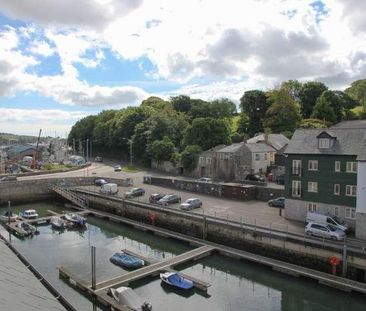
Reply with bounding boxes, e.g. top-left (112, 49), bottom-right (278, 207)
top-left (125, 187), bottom-right (145, 198)
top-left (157, 194), bottom-right (181, 206)
top-left (268, 197), bottom-right (285, 208)
top-left (149, 193), bottom-right (166, 204)
top-left (94, 178), bottom-right (108, 186)
top-left (245, 174), bottom-right (265, 182)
